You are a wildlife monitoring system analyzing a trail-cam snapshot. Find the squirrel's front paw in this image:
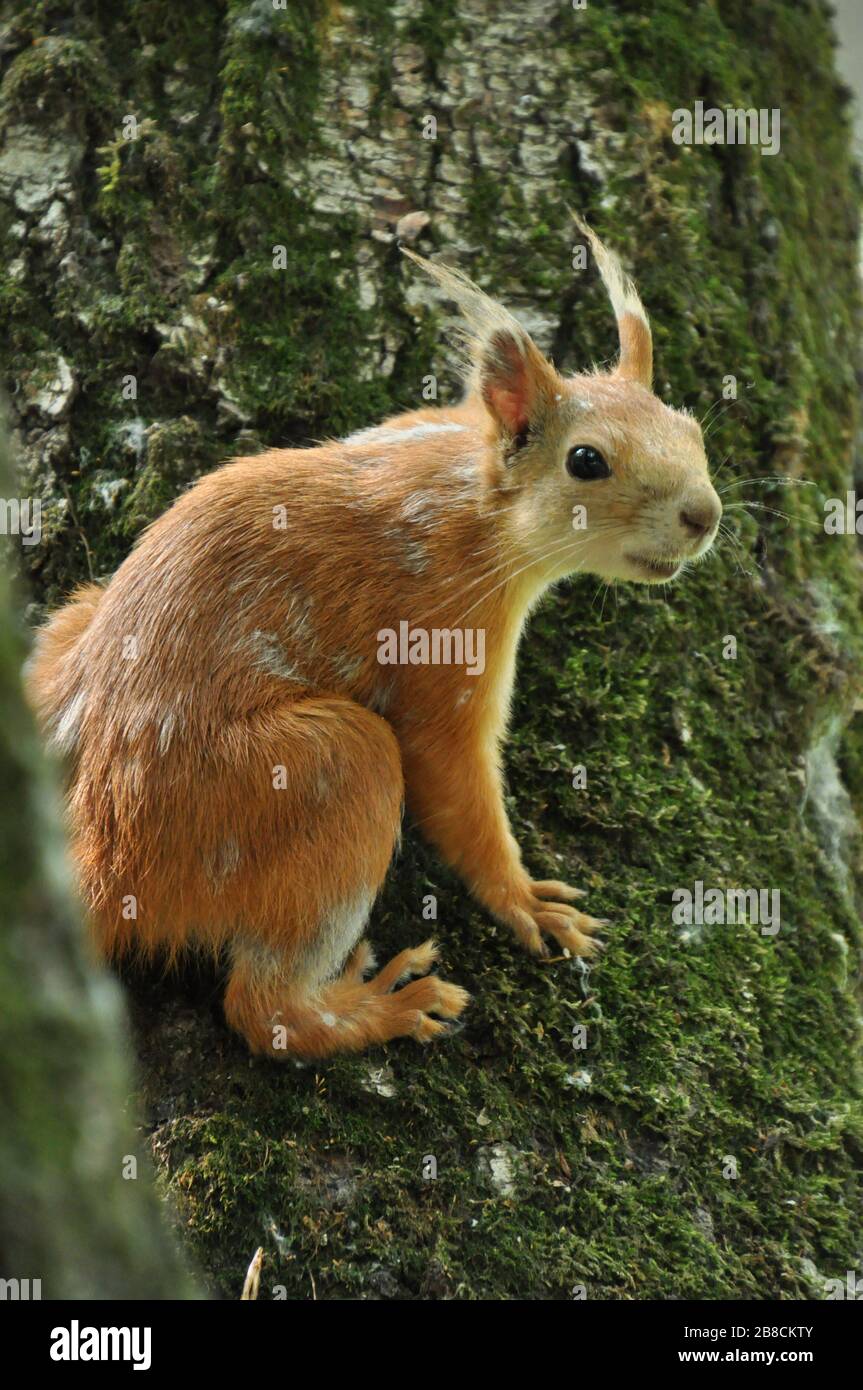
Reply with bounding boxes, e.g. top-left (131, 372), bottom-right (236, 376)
top-left (492, 878), bottom-right (607, 960)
